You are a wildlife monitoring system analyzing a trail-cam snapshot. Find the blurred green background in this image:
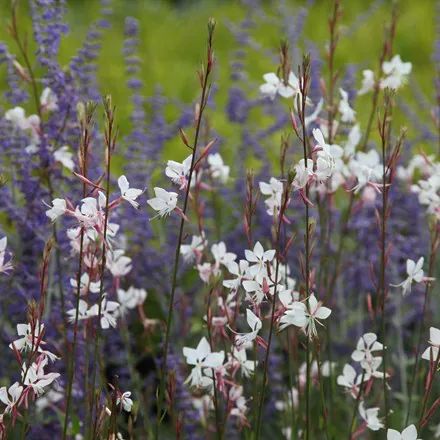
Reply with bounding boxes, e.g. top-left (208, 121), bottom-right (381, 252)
top-left (0, 0), bottom-right (438, 160)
